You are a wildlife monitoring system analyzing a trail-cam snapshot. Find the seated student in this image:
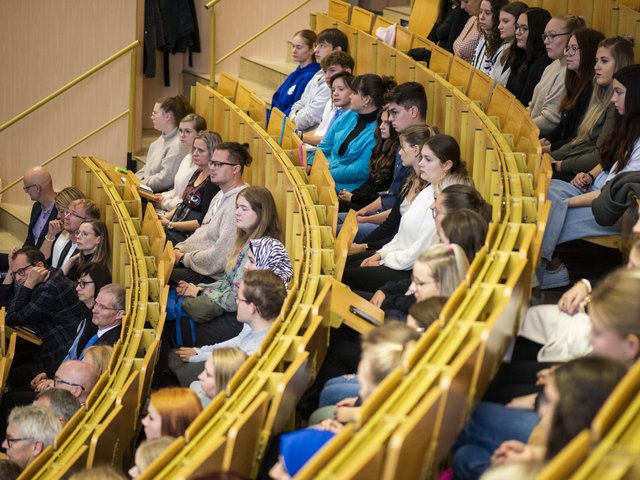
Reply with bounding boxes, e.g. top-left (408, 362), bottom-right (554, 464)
top-left (61, 219), bottom-right (110, 281)
top-left (170, 269), bottom-right (288, 386)
top-left (34, 388), bottom-right (81, 426)
top-left (22, 167), bottom-right (58, 249)
top-left (269, 429), bottom-right (335, 480)
top-left (154, 113), bottom-right (208, 213)
top-left (29, 263), bottom-right (113, 389)
top-left (490, 357), bottom-right (626, 469)
top-left (136, 94), bottom-right (193, 192)
top-left (371, 243), bottom-right (469, 319)
top-left (43, 198), bottom-right (100, 270)
top-left (3, 247), bottom-right (86, 387)
top-left (406, 296), bottom-right (449, 332)
top-left (2, 405), bottom-right (60, 472)
top-left (191, 347), bottom-right (248, 407)
top-left (439, 208), bottom-right (489, 263)
top-left (39, 187), bottom-right (84, 266)
top-left (505, 8), bottom-right (551, 106)
top-left (158, 131), bottom-right (222, 244)
top-left (452, 266), bottom-right (640, 479)
top-left (82, 345), bottom-right (114, 378)
top-left (550, 36), bottom-right (634, 178)
top-left (473, 0), bottom-right (510, 77)
top-left (171, 142), bottom-right (251, 284)
top-left (453, 0), bottom-right (482, 63)
top-left (270, 30), bottom-right (319, 118)
top-left (318, 74), bottom-right (396, 193)
top-left (311, 321), bottom-right (420, 426)
top-left (538, 65), bottom-right (640, 289)
top-left (289, 28), bottom-right (349, 132)
top-left (128, 436), bottom-right (176, 480)
top-left (528, 15), bottom-right (586, 137)
top-left (299, 51), bottom-right (355, 148)
top-left (347, 124), bottom-right (437, 252)
top-left (50, 360), bottom-right (99, 406)
top-left (408, 0), bottom-right (469, 58)
top-left (338, 106), bottom-right (398, 212)
top-left (489, 2), bottom-right (529, 86)
top-left (141, 387), bottom-right (202, 439)
top-left (351, 82), bottom-right (431, 240)
top-left (541, 28), bottom-right (605, 152)
top-left (342, 135), bottom-right (468, 293)
top-left (173, 187), bottom-right (291, 327)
